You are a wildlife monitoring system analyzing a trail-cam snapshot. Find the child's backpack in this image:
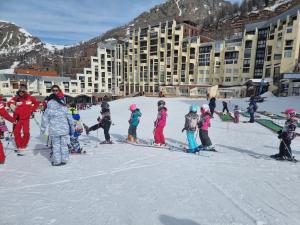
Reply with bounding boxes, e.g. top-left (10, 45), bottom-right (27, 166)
top-left (185, 113), bottom-right (199, 131)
